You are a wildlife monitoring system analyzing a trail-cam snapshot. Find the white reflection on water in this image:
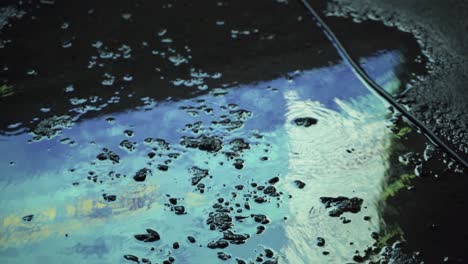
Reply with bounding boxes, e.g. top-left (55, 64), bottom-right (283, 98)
top-left (282, 90), bottom-right (391, 262)
top-left (0, 52), bottom-right (402, 263)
